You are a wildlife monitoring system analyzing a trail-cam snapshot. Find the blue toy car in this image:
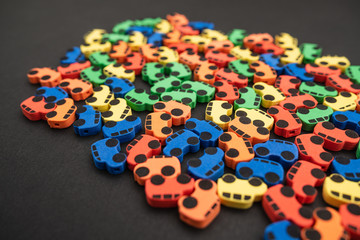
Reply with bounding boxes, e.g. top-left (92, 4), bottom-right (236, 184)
top-left (188, 21), bottom-right (214, 31)
top-left (147, 32), bottom-right (163, 47)
top-left (331, 156), bottom-right (360, 181)
top-left (235, 157), bottom-right (284, 186)
top-left (35, 86), bottom-right (68, 103)
top-left (102, 115), bottom-right (142, 142)
top-left (187, 147), bottom-right (224, 181)
top-left (253, 139), bottom-right (298, 169)
top-left (73, 105), bottom-right (102, 136)
top-left (104, 77), bottom-right (135, 98)
top-left (163, 129), bottom-right (200, 162)
top-left (331, 110), bottom-right (360, 134)
top-left (91, 138), bottom-right (127, 174)
top-left (259, 53), bottom-right (284, 75)
top-left (60, 46), bottom-right (86, 64)
top-left (284, 63), bottom-right (314, 82)
top-left (185, 118), bottom-right (223, 148)
top-left (264, 220), bottom-right (301, 240)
